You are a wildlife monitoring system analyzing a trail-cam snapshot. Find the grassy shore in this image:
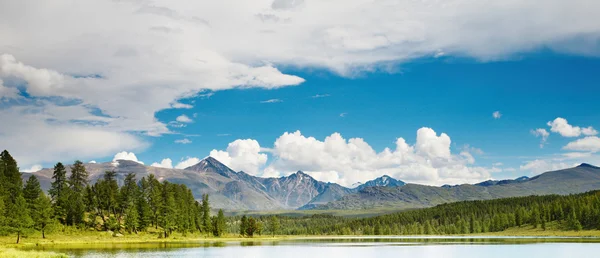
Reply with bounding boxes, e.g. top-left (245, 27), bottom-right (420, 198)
top-left (0, 248), bottom-right (68, 258)
top-left (3, 223), bottom-right (600, 257)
